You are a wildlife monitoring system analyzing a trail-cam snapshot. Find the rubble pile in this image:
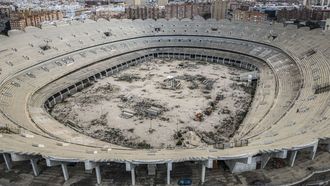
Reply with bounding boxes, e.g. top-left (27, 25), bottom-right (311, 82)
top-left (90, 112), bottom-right (108, 126)
top-left (159, 77), bottom-right (182, 90)
top-left (176, 61), bottom-right (198, 69)
top-left (115, 74), bottom-right (141, 83)
top-left (74, 83), bottom-right (119, 105)
top-left (87, 127), bottom-right (151, 149)
top-left (93, 83), bottom-right (119, 94)
top-left (174, 127), bottom-right (226, 147)
top-left (118, 95), bottom-right (168, 119)
top-left (177, 74), bottom-right (216, 90)
top-left (49, 59), bottom-right (255, 149)
top-left (230, 82), bottom-right (255, 94)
